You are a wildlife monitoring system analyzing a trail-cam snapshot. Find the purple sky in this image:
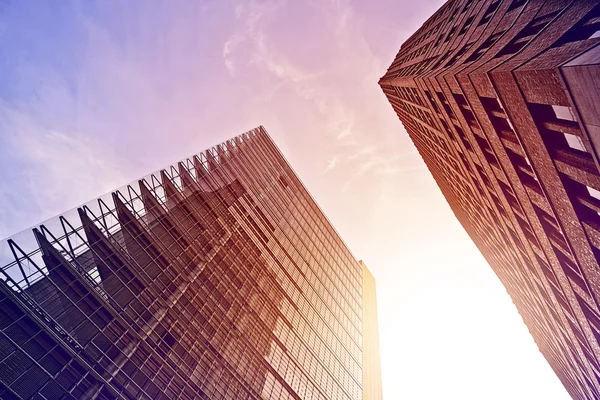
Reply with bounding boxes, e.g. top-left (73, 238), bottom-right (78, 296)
top-left (0, 1), bottom-right (570, 398)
